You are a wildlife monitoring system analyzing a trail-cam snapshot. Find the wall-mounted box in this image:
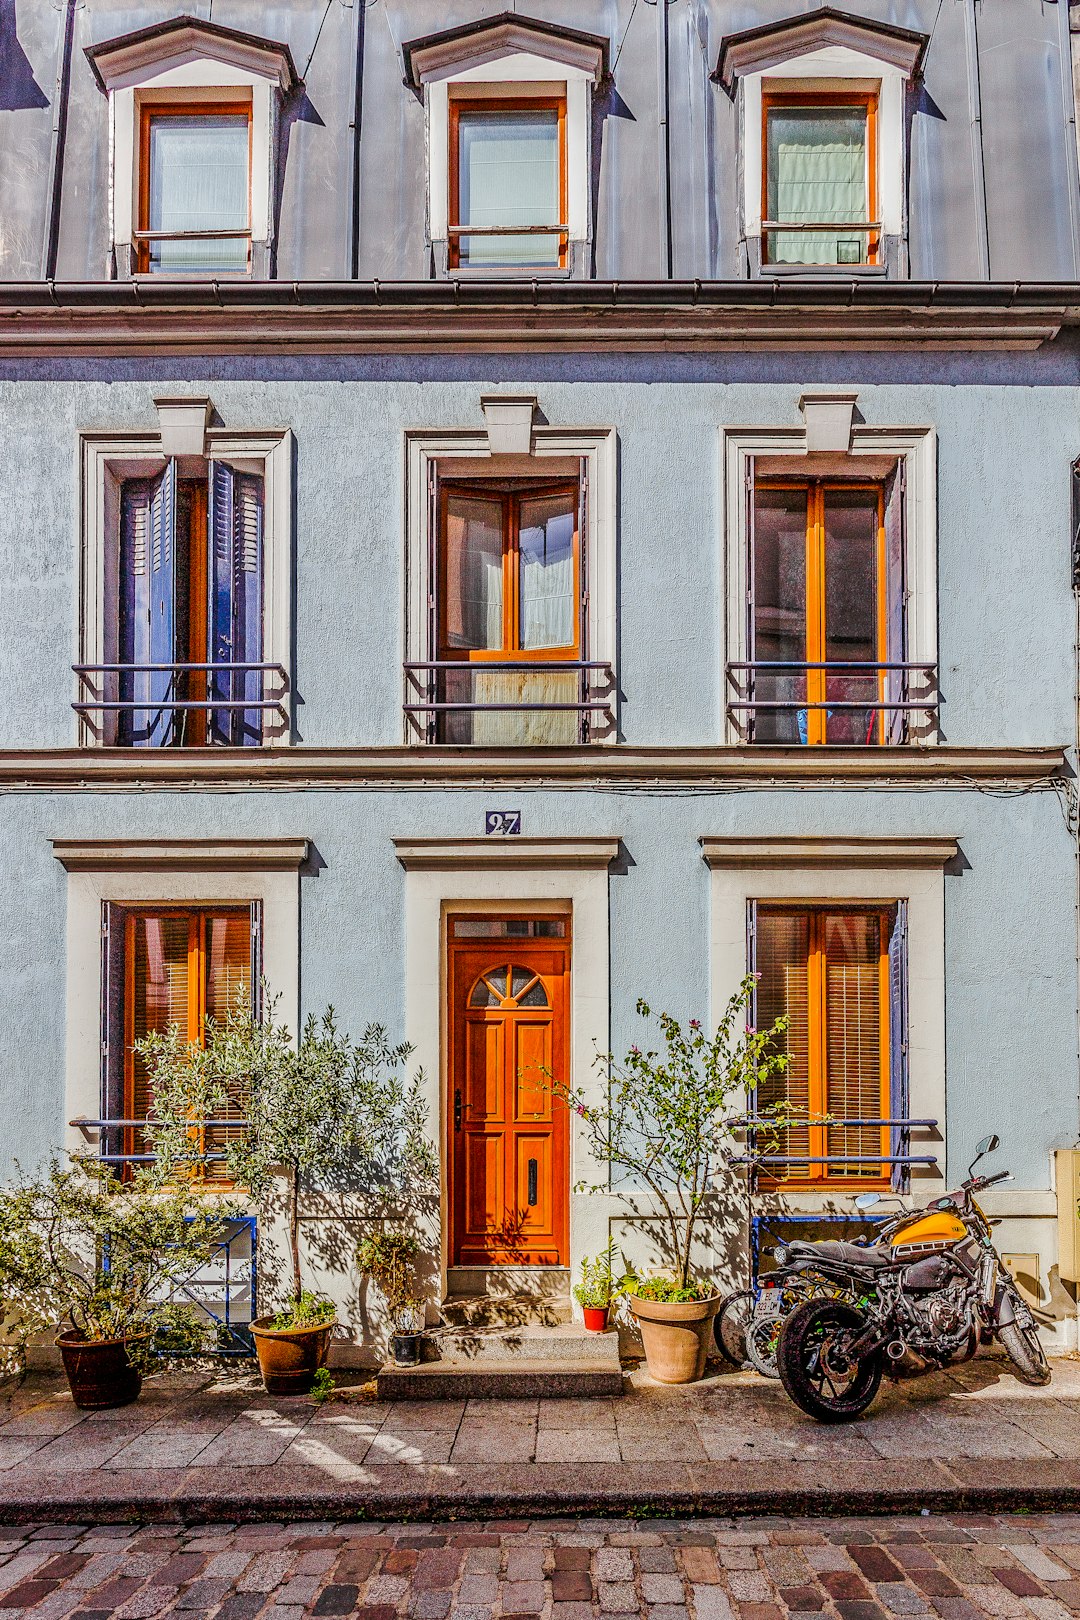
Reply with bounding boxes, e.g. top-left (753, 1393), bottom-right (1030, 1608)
top-left (1055, 1150), bottom-right (1080, 1282)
